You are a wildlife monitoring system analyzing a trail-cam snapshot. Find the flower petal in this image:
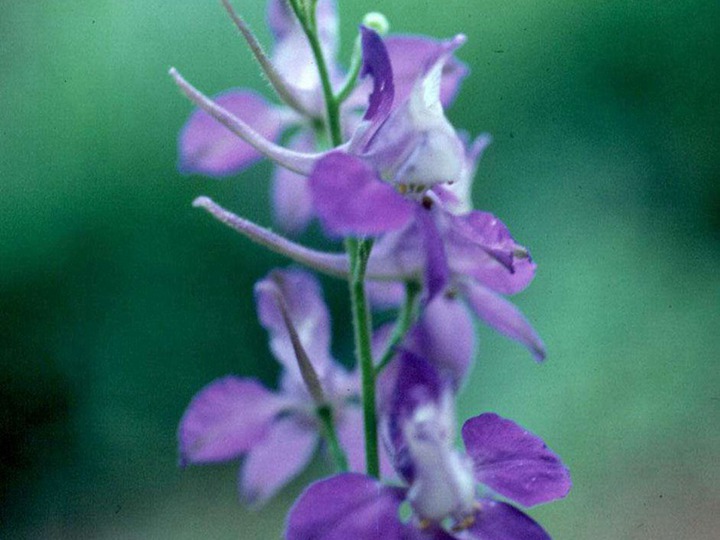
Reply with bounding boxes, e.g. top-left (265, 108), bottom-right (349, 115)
top-left (309, 152), bottom-right (415, 236)
top-left (271, 131), bottom-right (316, 234)
top-left (240, 416), bottom-right (318, 505)
top-left (255, 269), bottom-right (333, 377)
top-left (178, 376), bottom-right (285, 465)
top-left (385, 35), bottom-right (469, 108)
top-left (459, 279), bottom-right (545, 362)
top-left (337, 407), bottom-right (395, 479)
top-left (266, 0), bottom-right (340, 115)
top-left (347, 27), bottom-right (396, 154)
top-left (405, 293), bottom-right (475, 389)
top-left (385, 352), bottom-right (449, 483)
top-left (461, 414), bottom-right (571, 507)
top-left (465, 499), bottom-right (551, 540)
top-left (286, 473), bottom-right (407, 540)
top-left (445, 211), bottom-right (536, 295)
top-left (416, 205), bottom-right (451, 300)
top-left (178, 90), bottom-right (284, 177)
